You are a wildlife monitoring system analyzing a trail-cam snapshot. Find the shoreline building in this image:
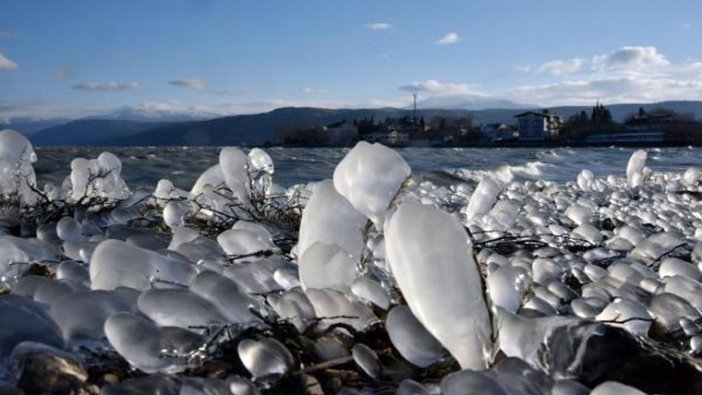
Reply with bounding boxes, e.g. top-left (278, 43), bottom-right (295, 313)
top-left (515, 110), bottom-right (562, 141)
